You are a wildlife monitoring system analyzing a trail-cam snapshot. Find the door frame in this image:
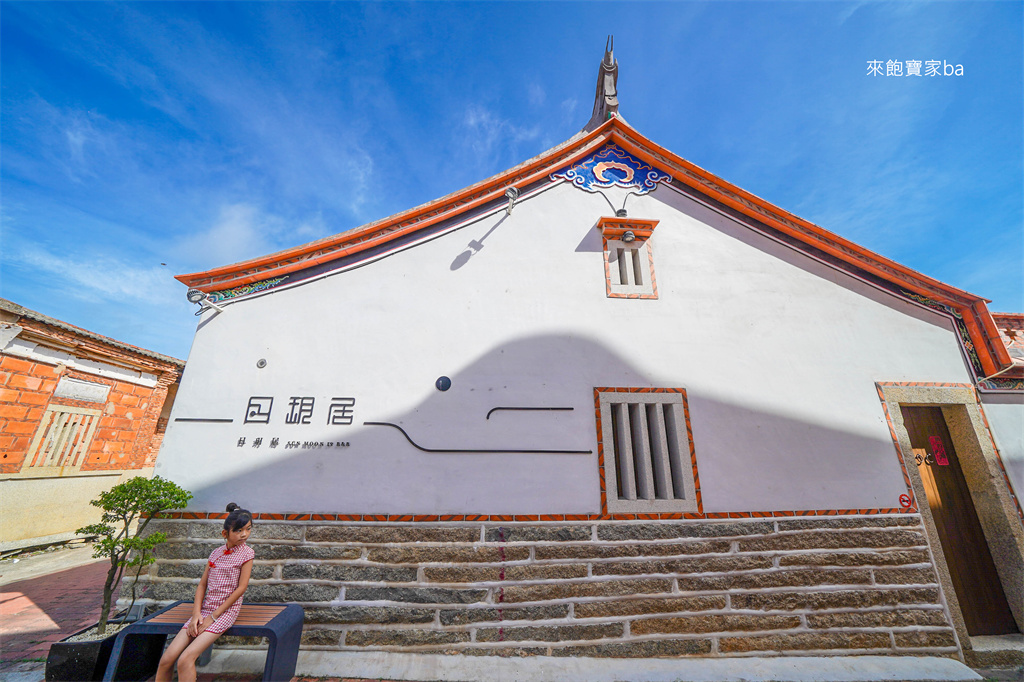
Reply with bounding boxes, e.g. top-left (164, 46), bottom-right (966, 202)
top-left (878, 382), bottom-right (1024, 661)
